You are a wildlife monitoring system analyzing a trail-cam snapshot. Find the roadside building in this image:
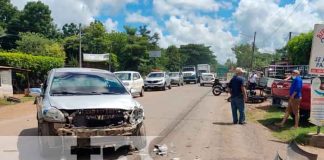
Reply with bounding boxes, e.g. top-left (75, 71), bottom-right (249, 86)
top-left (0, 66), bottom-right (30, 98)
